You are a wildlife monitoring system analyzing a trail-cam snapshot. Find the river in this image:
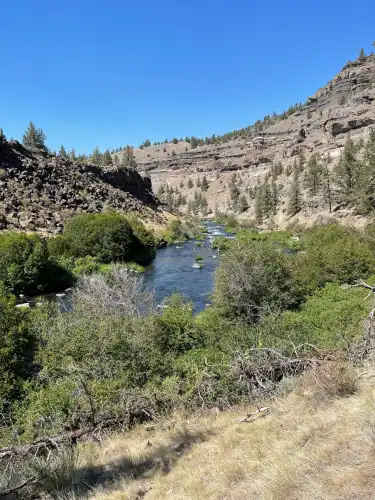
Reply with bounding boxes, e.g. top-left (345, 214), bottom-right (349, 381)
top-left (144, 221), bottom-right (232, 312)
